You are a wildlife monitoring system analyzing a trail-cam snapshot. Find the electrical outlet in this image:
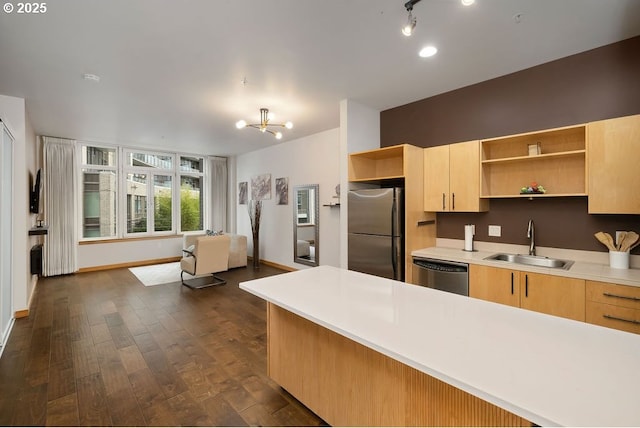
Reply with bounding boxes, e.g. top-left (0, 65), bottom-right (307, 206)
top-left (488, 225), bottom-right (501, 237)
top-left (615, 231), bottom-right (624, 246)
